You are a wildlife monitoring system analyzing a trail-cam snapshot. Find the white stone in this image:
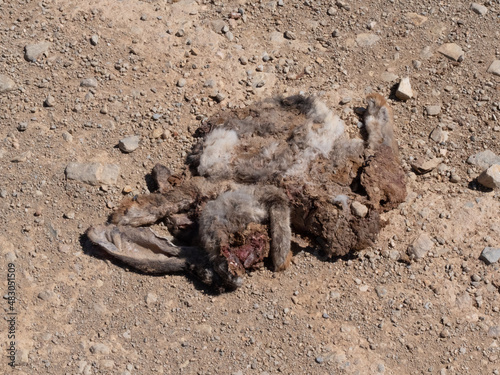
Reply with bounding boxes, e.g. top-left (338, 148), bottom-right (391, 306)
top-left (407, 233), bottom-right (434, 260)
top-left (65, 163), bottom-right (120, 186)
top-left (487, 60), bottom-right (500, 77)
top-left (351, 201), bottom-right (368, 218)
top-left (356, 33), bottom-right (380, 47)
top-left (471, 3), bottom-right (488, 15)
top-left (0, 74), bottom-right (15, 93)
top-left (119, 135), bottom-right (140, 153)
top-left (396, 77), bottom-right (413, 100)
top-left (477, 164), bottom-right (500, 189)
